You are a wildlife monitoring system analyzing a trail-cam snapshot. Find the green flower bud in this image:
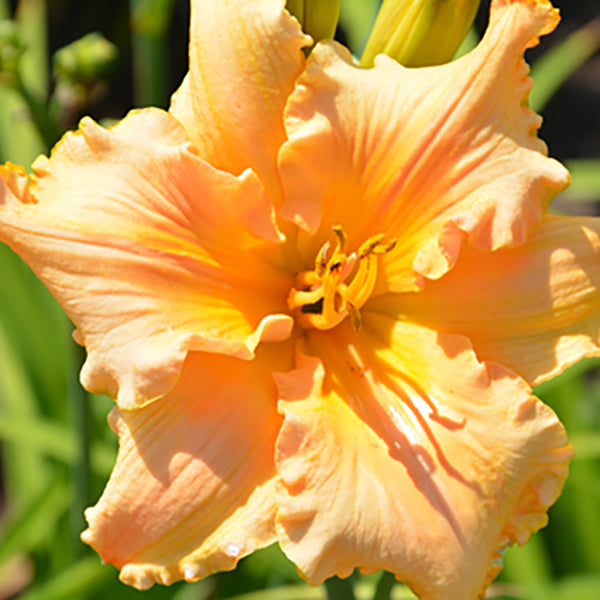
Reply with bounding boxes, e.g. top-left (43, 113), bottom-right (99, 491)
top-left (53, 32), bottom-right (117, 85)
top-left (361, 0), bottom-right (480, 68)
top-left (287, 0), bottom-right (341, 44)
top-left (0, 19), bottom-right (25, 78)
